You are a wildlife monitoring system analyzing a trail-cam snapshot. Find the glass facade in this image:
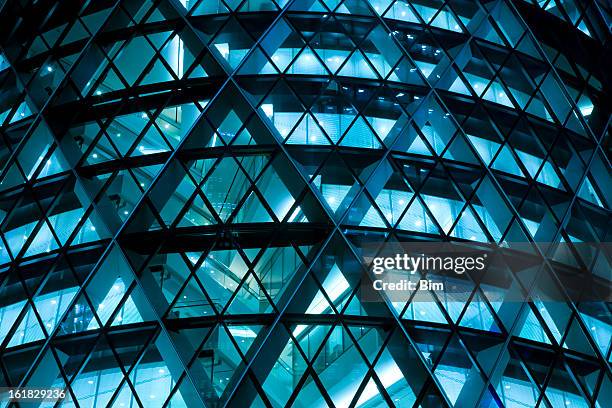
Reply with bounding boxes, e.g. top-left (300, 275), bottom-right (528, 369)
top-left (0, 0), bottom-right (609, 407)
